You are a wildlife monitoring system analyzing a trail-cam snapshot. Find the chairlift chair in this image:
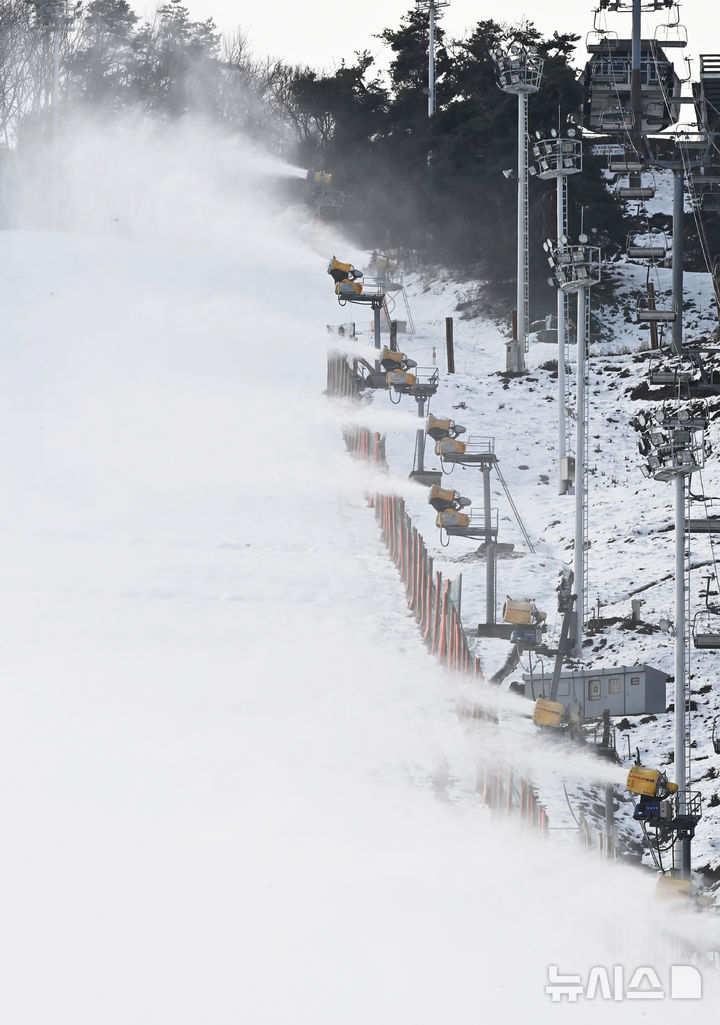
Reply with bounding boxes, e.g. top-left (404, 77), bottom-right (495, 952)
top-left (653, 5), bottom-right (688, 49)
top-left (626, 227), bottom-right (668, 261)
top-left (637, 296), bottom-right (676, 323)
top-left (609, 157), bottom-right (645, 173)
top-left (619, 176), bottom-right (656, 200)
top-left (598, 107), bottom-right (634, 134)
top-left (692, 609), bottom-right (720, 650)
top-left (585, 28), bottom-right (619, 53)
